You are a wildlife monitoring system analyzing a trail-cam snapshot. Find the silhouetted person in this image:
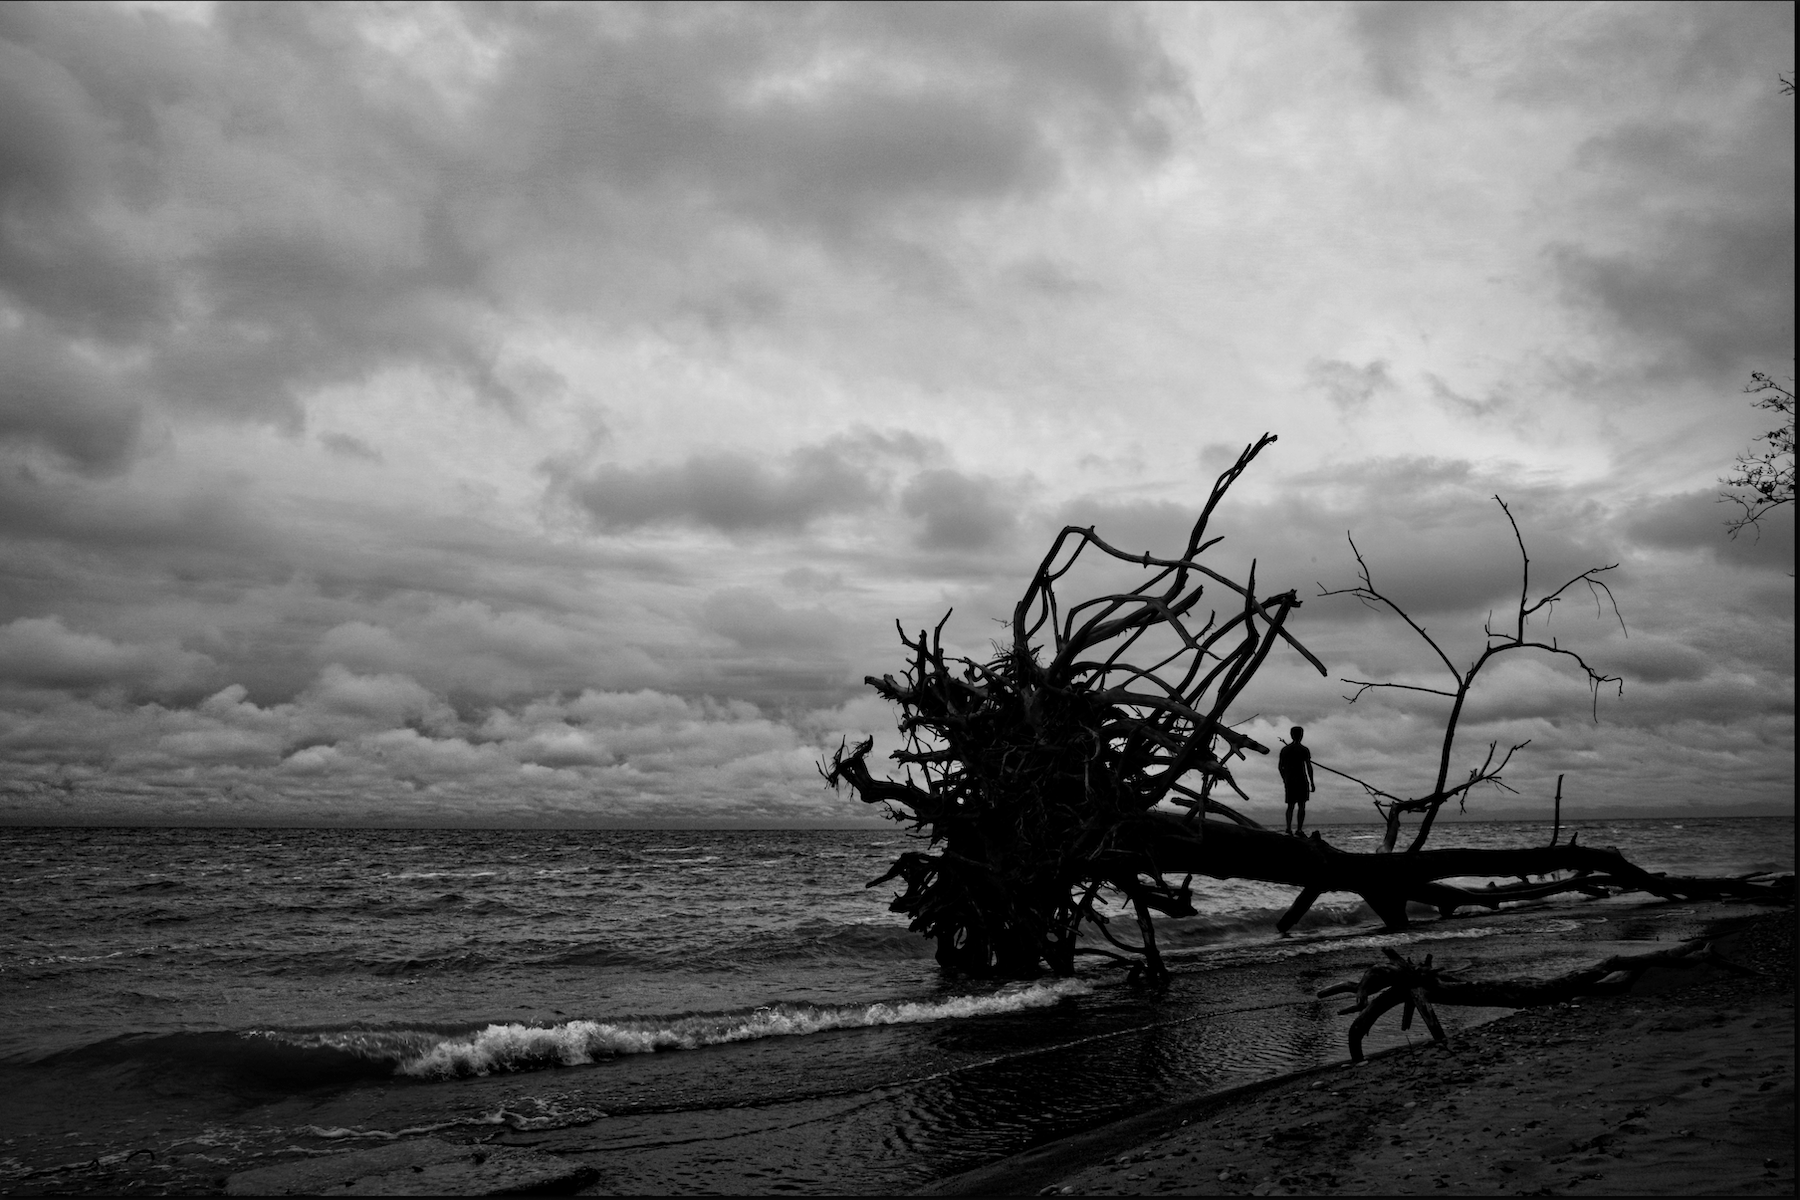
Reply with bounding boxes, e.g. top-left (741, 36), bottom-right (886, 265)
top-left (1279, 726), bottom-right (1314, 836)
